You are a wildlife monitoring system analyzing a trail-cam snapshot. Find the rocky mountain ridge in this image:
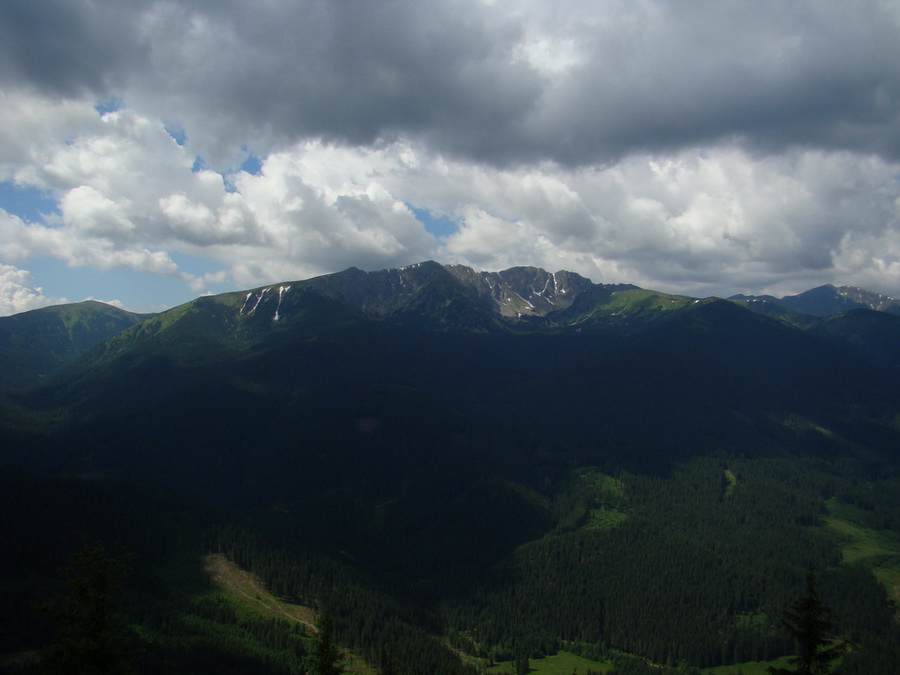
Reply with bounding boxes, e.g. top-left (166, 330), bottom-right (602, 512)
top-left (227, 261), bottom-right (687, 335)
